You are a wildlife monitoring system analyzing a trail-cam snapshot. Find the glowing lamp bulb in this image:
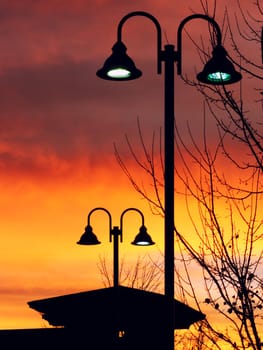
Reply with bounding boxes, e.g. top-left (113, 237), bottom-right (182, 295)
top-left (107, 68), bottom-right (132, 79)
top-left (206, 71), bottom-right (232, 83)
